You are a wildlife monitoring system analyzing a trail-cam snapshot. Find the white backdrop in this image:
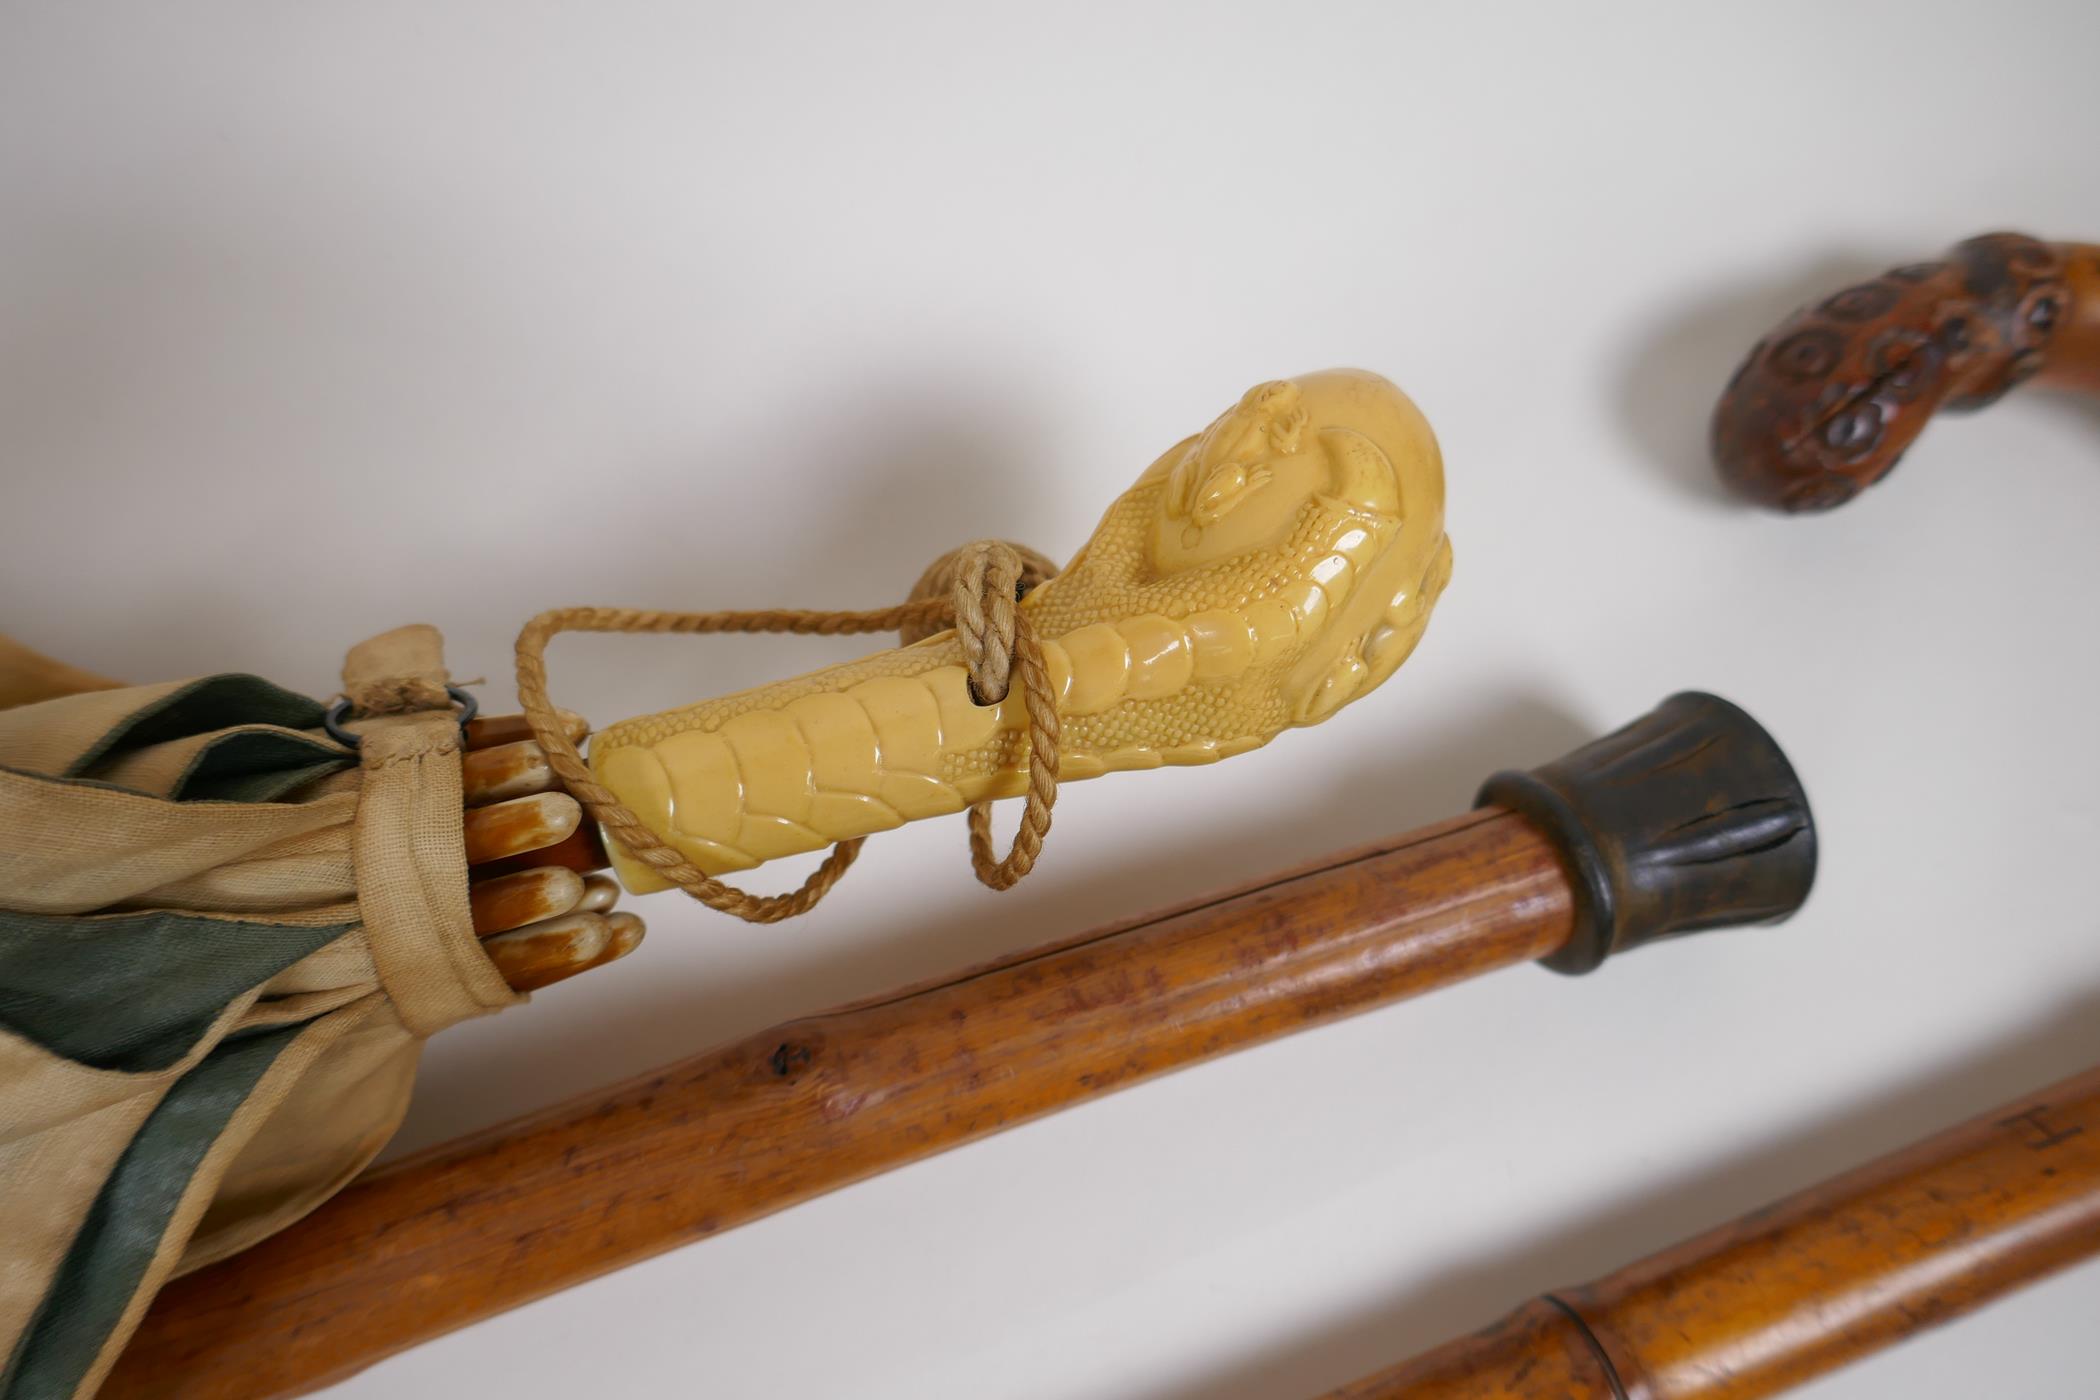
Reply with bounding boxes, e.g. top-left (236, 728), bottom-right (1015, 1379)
top-left (5, 2), bottom-right (2099, 1395)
